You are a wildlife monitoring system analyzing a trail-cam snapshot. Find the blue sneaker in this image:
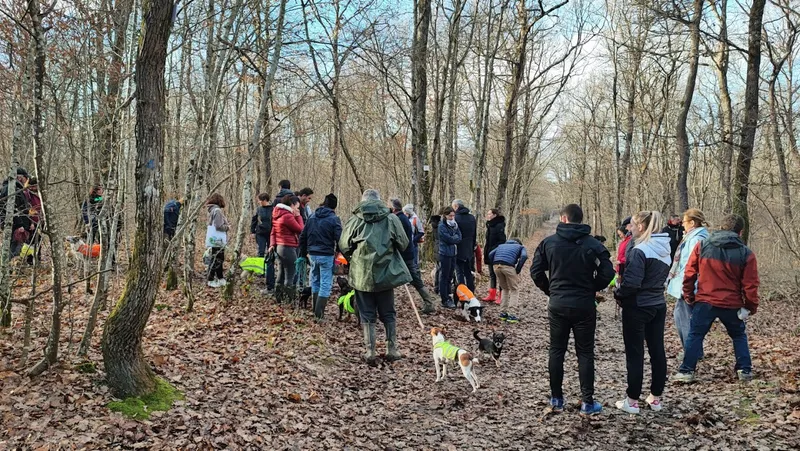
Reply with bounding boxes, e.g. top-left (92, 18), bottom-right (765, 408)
top-left (580, 401), bottom-right (603, 416)
top-left (505, 314), bottom-right (520, 324)
top-left (549, 397), bottom-right (565, 412)
top-left (499, 312), bottom-right (509, 321)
